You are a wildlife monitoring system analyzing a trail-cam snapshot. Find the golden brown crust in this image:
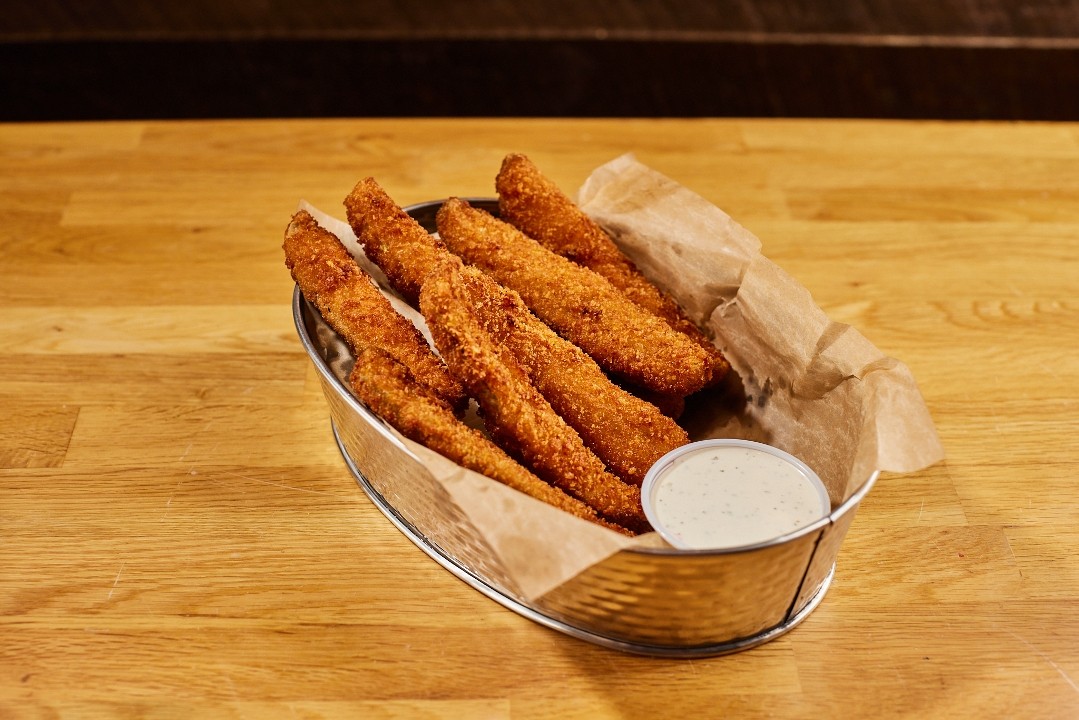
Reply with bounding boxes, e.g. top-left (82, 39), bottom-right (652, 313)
top-left (435, 196), bottom-right (716, 397)
top-left (343, 177), bottom-right (449, 307)
top-left (420, 257), bottom-right (650, 533)
top-left (282, 209), bottom-right (465, 410)
top-left (340, 182), bottom-right (688, 484)
top-left (458, 265), bottom-right (689, 486)
top-left (496, 153), bottom-right (730, 376)
top-left (348, 348), bottom-right (631, 535)
top-left (620, 385), bottom-right (686, 420)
